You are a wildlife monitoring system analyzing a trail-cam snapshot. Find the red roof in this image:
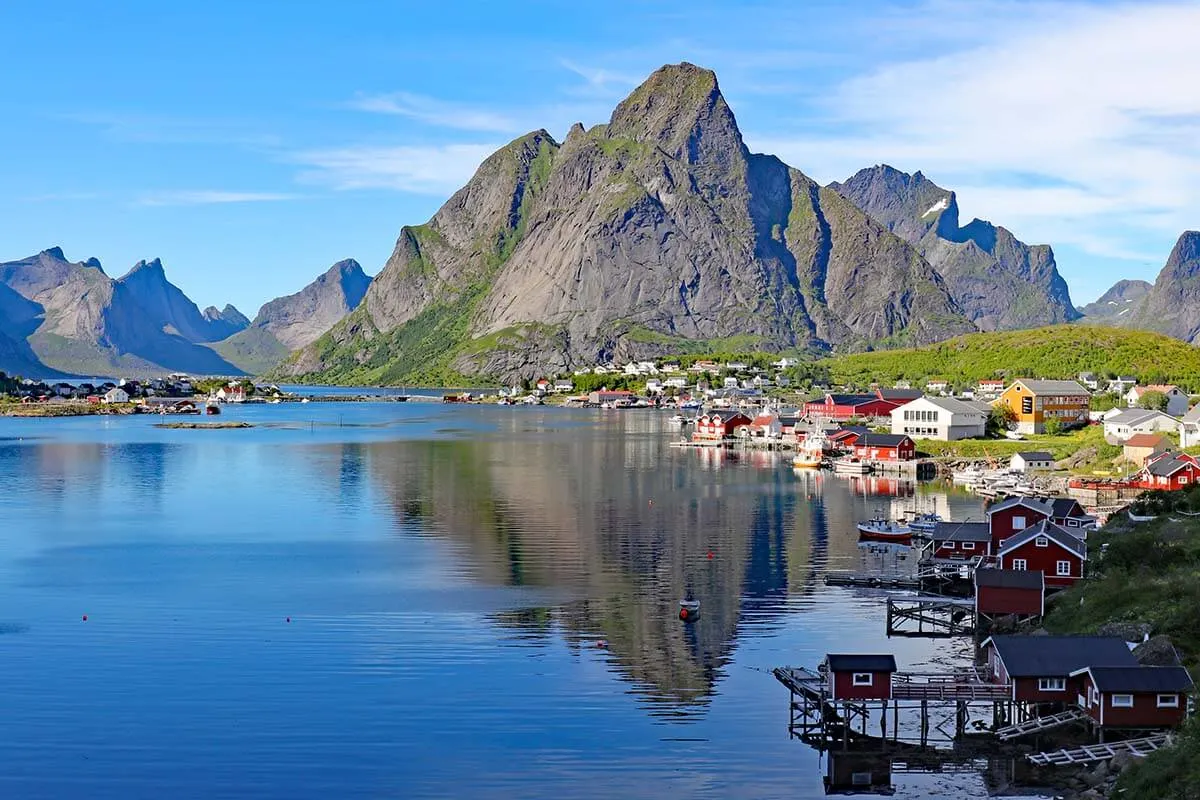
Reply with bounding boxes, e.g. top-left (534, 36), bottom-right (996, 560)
top-left (1123, 433), bottom-right (1166, 448)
